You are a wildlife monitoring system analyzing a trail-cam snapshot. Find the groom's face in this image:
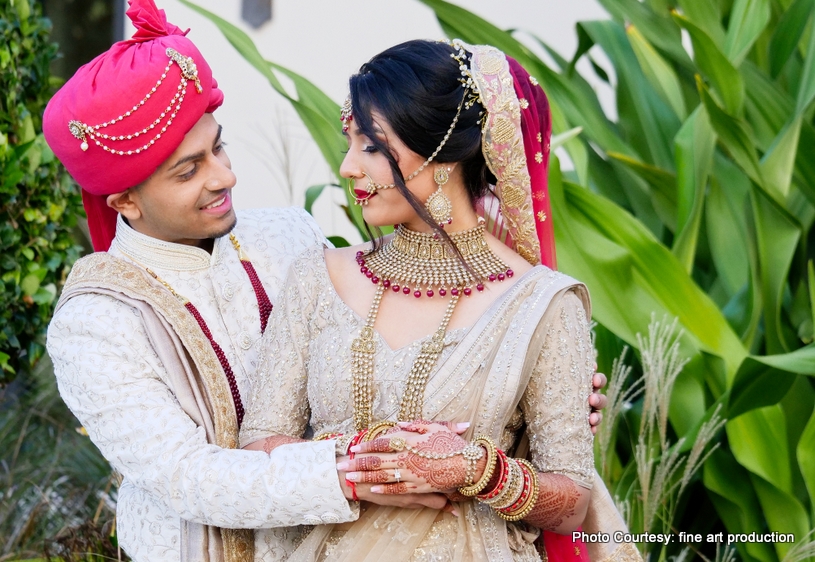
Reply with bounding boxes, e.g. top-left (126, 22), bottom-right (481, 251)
top-left (109, 114), bottom-right (237, 248)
